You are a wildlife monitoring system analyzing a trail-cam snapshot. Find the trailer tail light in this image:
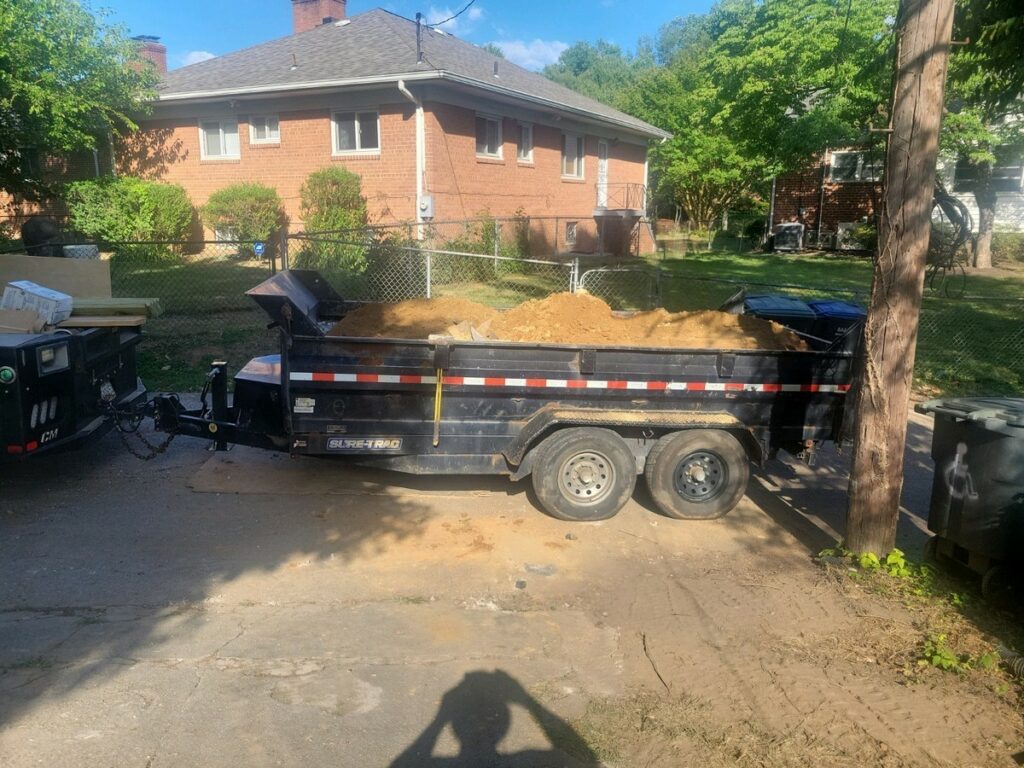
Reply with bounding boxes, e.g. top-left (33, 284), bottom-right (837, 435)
top-left (6, 445), bottom-right (23, 454)
top-left (25, 441), bottom-right (38, 452)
